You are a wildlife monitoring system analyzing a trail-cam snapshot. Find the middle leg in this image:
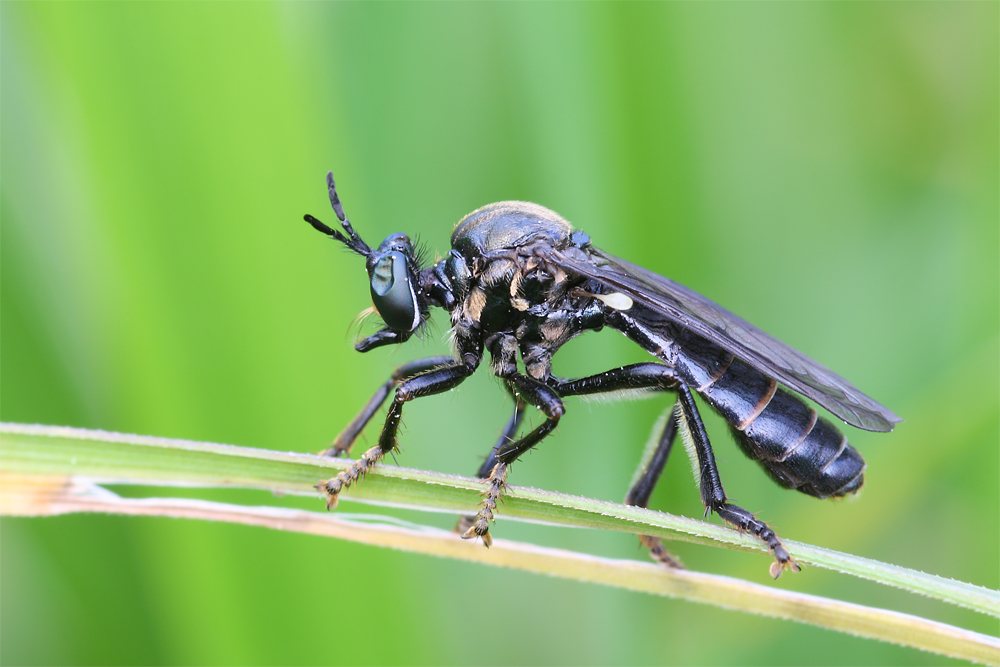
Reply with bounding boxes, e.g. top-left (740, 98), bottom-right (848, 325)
top-left (461, 374), bottom-right (564, 547)
top-left (454, 394), bottom-right (526, 536)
